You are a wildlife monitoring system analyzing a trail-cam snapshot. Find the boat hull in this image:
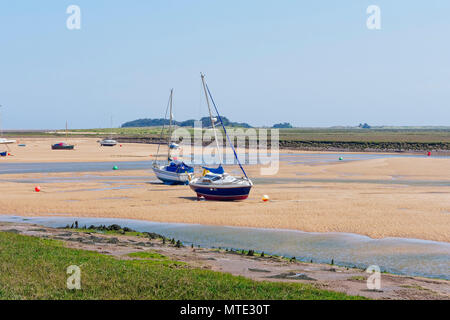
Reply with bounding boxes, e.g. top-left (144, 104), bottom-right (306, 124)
top-left (100, 140), bottom-right (117, 147)
top-left (0, 139), bottom-right (16, 145)
top-left (189, 184), bottom-right (252, 201)
top-left (152, 167), bottom-right (191, 185)
top-left (51, 145), bottom-right (74, 150)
